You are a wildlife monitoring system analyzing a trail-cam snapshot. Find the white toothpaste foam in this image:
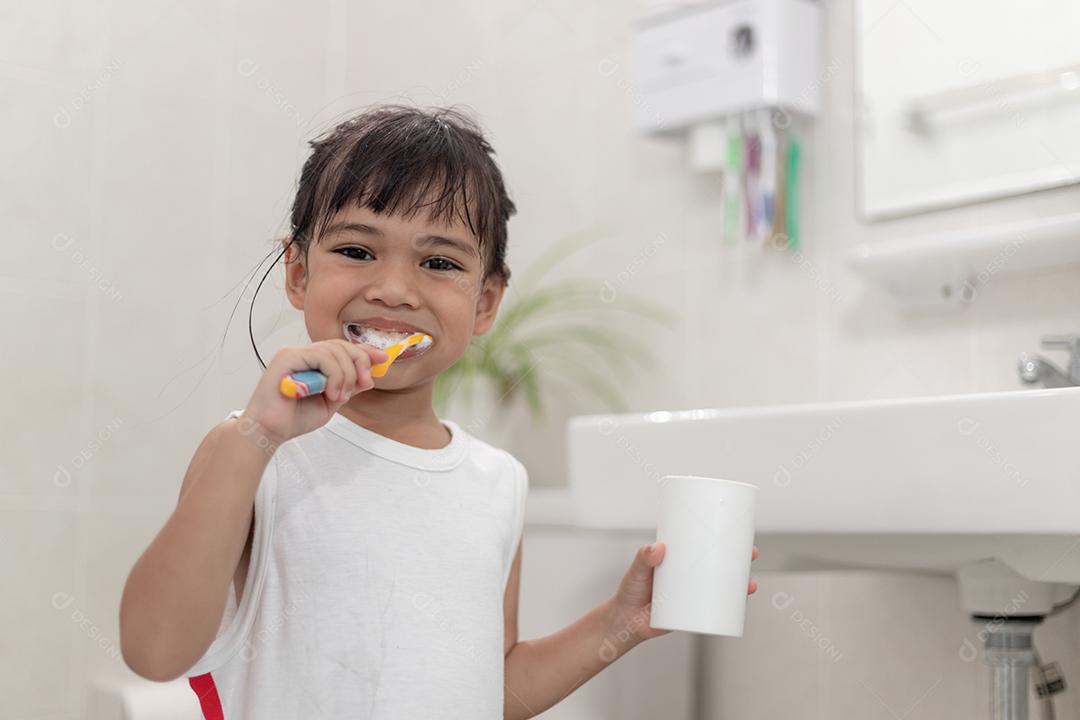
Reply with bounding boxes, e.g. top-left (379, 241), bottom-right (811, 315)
top-left (344, 323), bottom-right (433, 350)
